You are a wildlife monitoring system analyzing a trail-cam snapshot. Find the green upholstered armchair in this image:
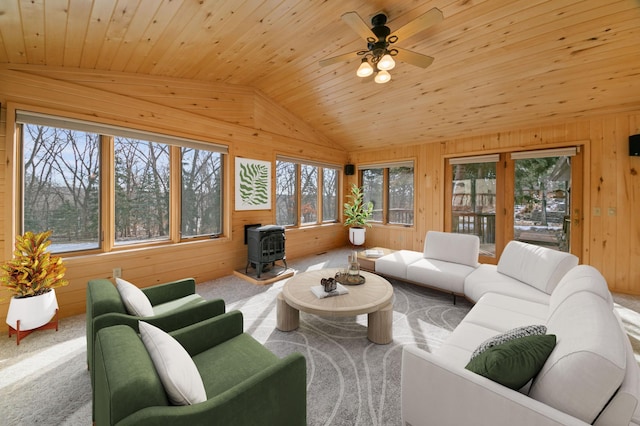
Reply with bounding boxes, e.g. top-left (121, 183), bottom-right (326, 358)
top-left (93, 311), bottom-right (307, 426)
top-left (86, 278), bottom-right (225, 382)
